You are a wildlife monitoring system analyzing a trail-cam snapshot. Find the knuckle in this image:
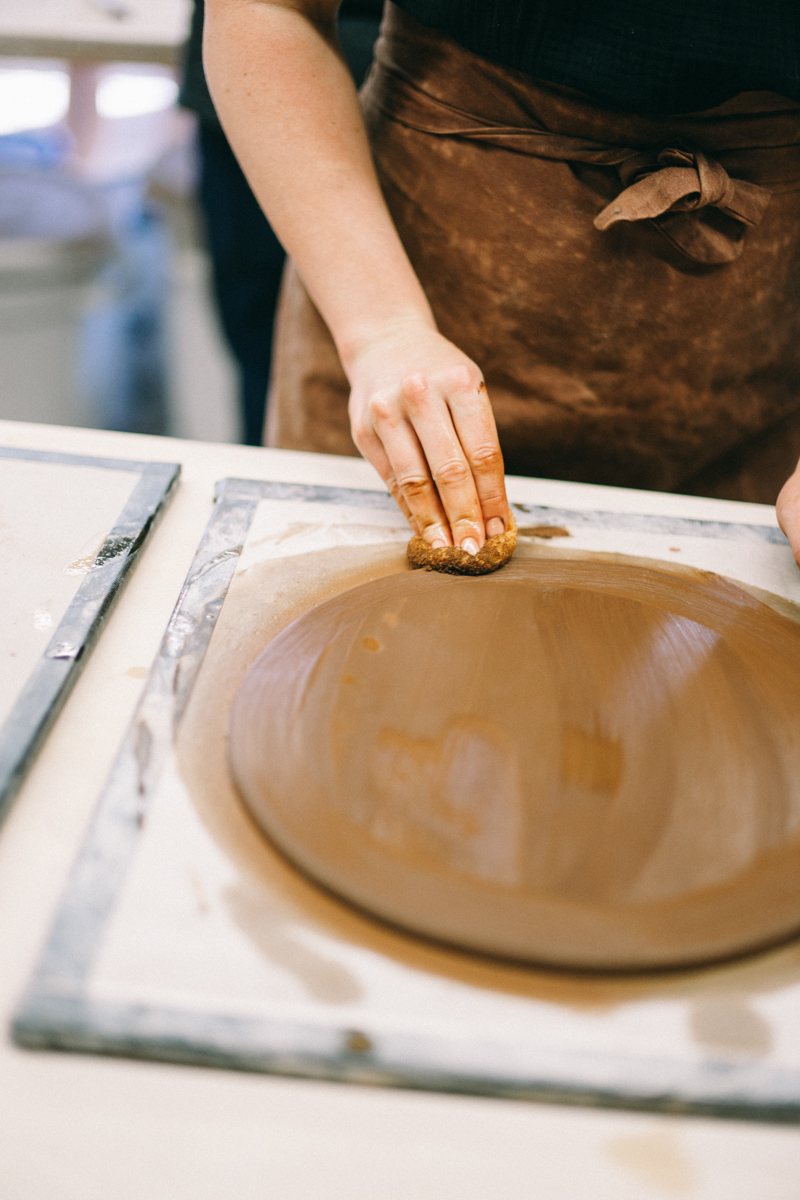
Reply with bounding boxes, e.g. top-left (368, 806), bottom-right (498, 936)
top-left (481, 491), bottom-right (508, 512)
top-left (367, 394), bottom-right (396, 426)
top-left (400, 372), bottom-right (428, 398)
top-left (451, 520), bottom-right (480, 538)
top-left (445, 363), bottom-right (481, 392)
top-left (433, 457), bottom-right (471, 489)
top-left (385, 475), bottom-right (404, 502)
top-left (400, 373), bottom-right (432, 414)
top-left (397, 472), bottom-right (431, 501)
top-left (350, 418), bottom-right (370, 448)
top-left (469, 442), bottom-right (504, 472)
